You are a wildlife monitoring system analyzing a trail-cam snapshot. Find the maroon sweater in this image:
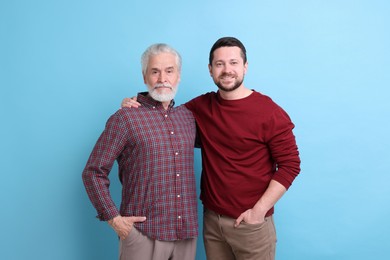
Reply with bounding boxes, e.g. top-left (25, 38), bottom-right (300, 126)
top-left (185, 90), bottom-right (301, 218)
